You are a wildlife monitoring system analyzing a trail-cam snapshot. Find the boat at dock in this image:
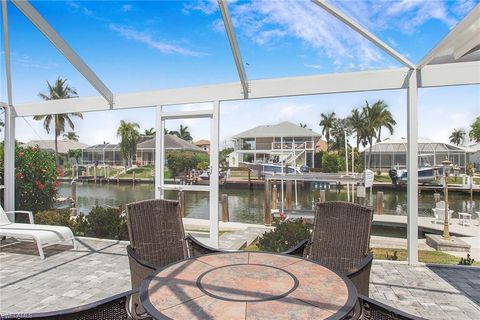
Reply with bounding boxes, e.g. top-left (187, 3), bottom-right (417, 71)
top-left (389, 155), bottom-right (443, 185)
top-left (244, 162), bottom-right (303, 175)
